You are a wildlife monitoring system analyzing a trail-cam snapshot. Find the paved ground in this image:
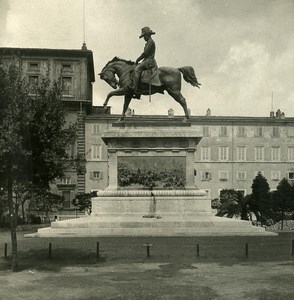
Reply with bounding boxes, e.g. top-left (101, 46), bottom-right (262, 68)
top-left (0, 230), bottom-right (293, 299)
